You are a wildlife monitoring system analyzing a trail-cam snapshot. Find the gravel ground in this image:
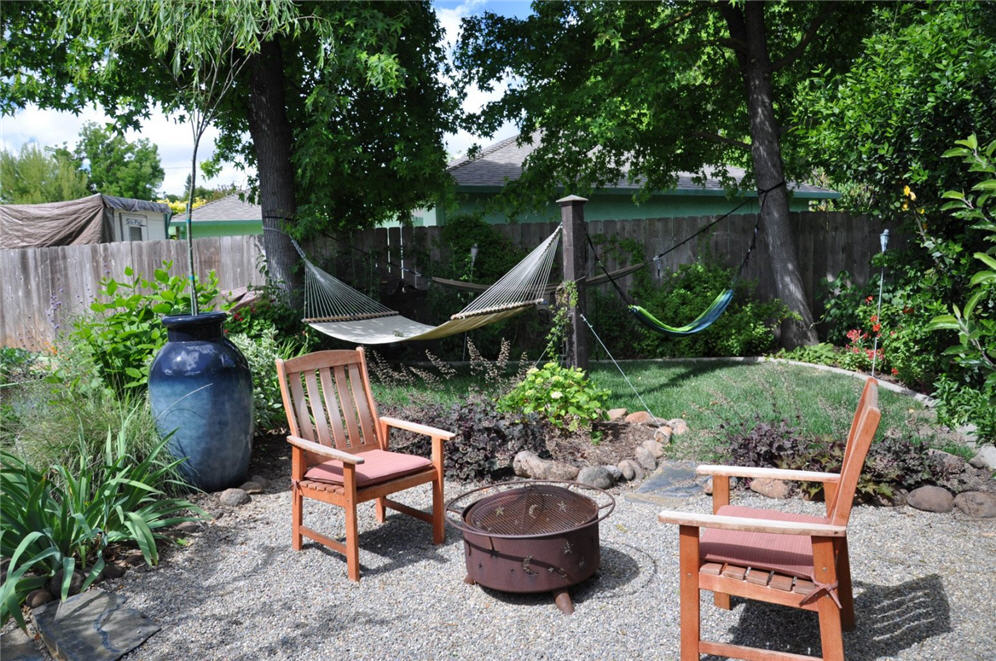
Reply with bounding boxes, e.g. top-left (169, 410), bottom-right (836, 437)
top-left (105, 480), bottom-right (995, 661)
